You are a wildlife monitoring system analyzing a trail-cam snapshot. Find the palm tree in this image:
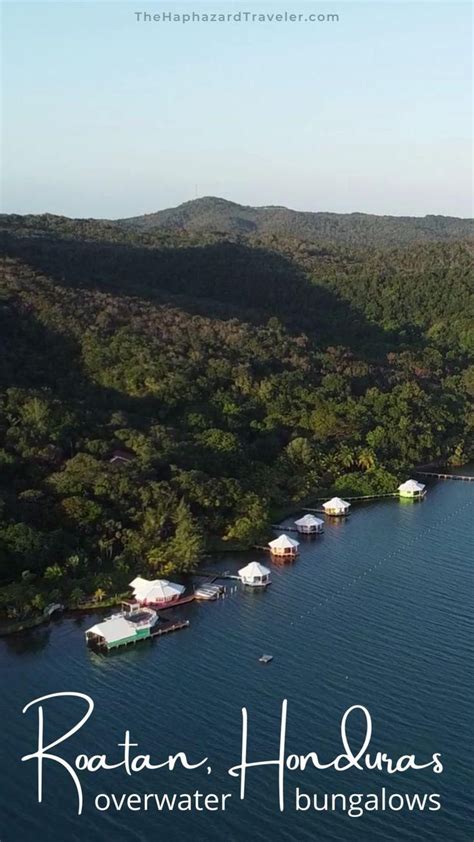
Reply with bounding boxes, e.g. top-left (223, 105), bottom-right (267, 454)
top-left (31, 593), bottom-right (46, 613)
top-left (66, 554), bottom-right (81, 572)
top-left (337, 445), bottom-right (355, 470)
top-left (357, 448), bottom-right (376, 471)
